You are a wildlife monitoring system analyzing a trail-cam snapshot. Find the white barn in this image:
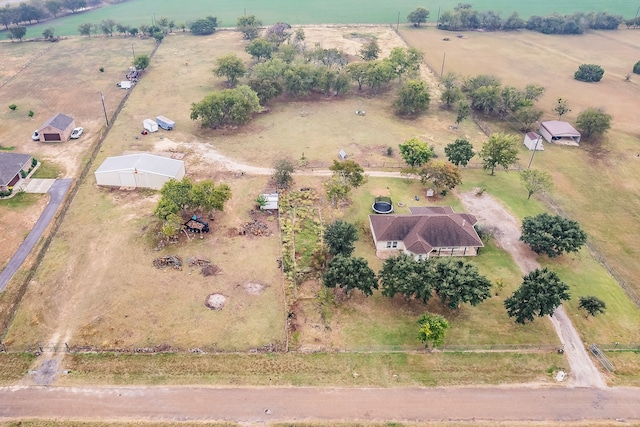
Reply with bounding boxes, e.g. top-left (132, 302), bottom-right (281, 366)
top-left (95, 154), bottom-right (185, 189)
top-left (539, 121), bottom-right (581, 145)
top-left (523, 132), bottom-right (544, 150)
